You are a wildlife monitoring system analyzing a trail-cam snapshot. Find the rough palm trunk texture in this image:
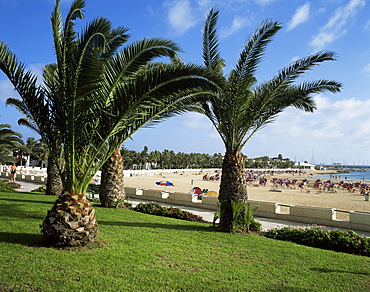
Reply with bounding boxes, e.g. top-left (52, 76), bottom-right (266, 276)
top-left (99, 149), bottom-right (126, 208)
top-left (41, 193), bottom-right (98, 247)
top-left (218, 150), bottom-right (248, 232)
top-left (46, 155), bottom-right (63, 196)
